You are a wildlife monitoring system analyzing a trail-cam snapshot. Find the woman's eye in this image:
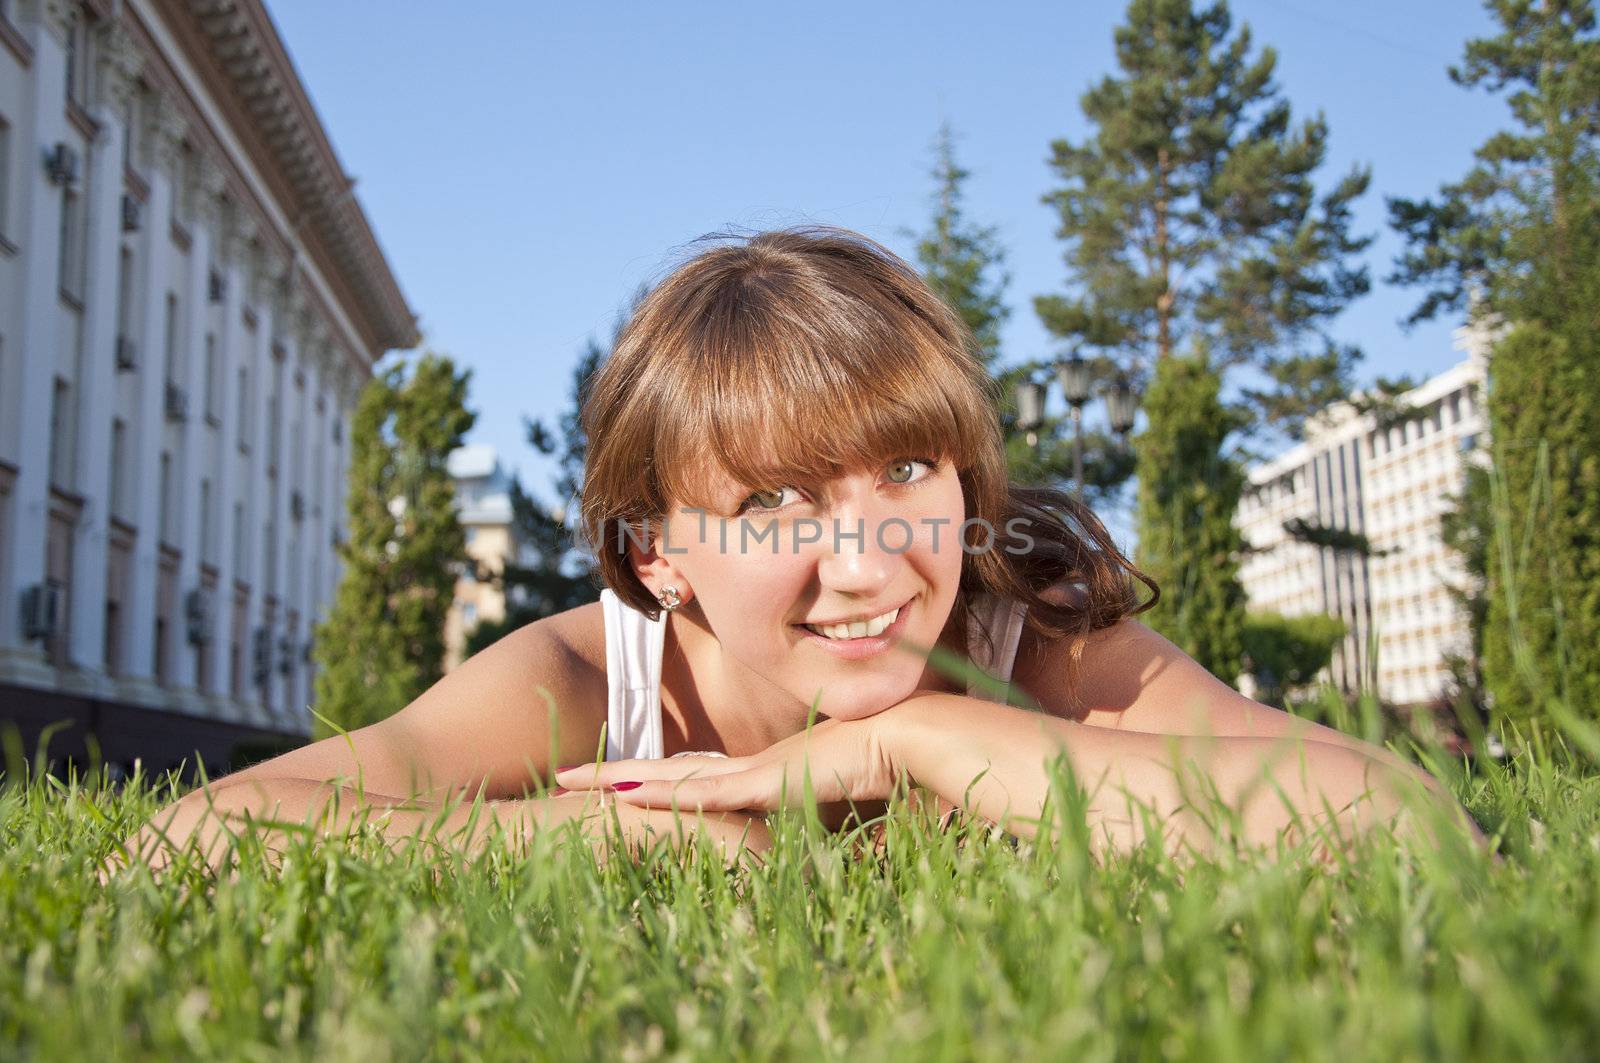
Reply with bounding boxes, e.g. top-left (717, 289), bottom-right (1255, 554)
top-left (887, 458), bottom-right (935, 485)
top-left (737, 486), bottom-right (800, 514)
